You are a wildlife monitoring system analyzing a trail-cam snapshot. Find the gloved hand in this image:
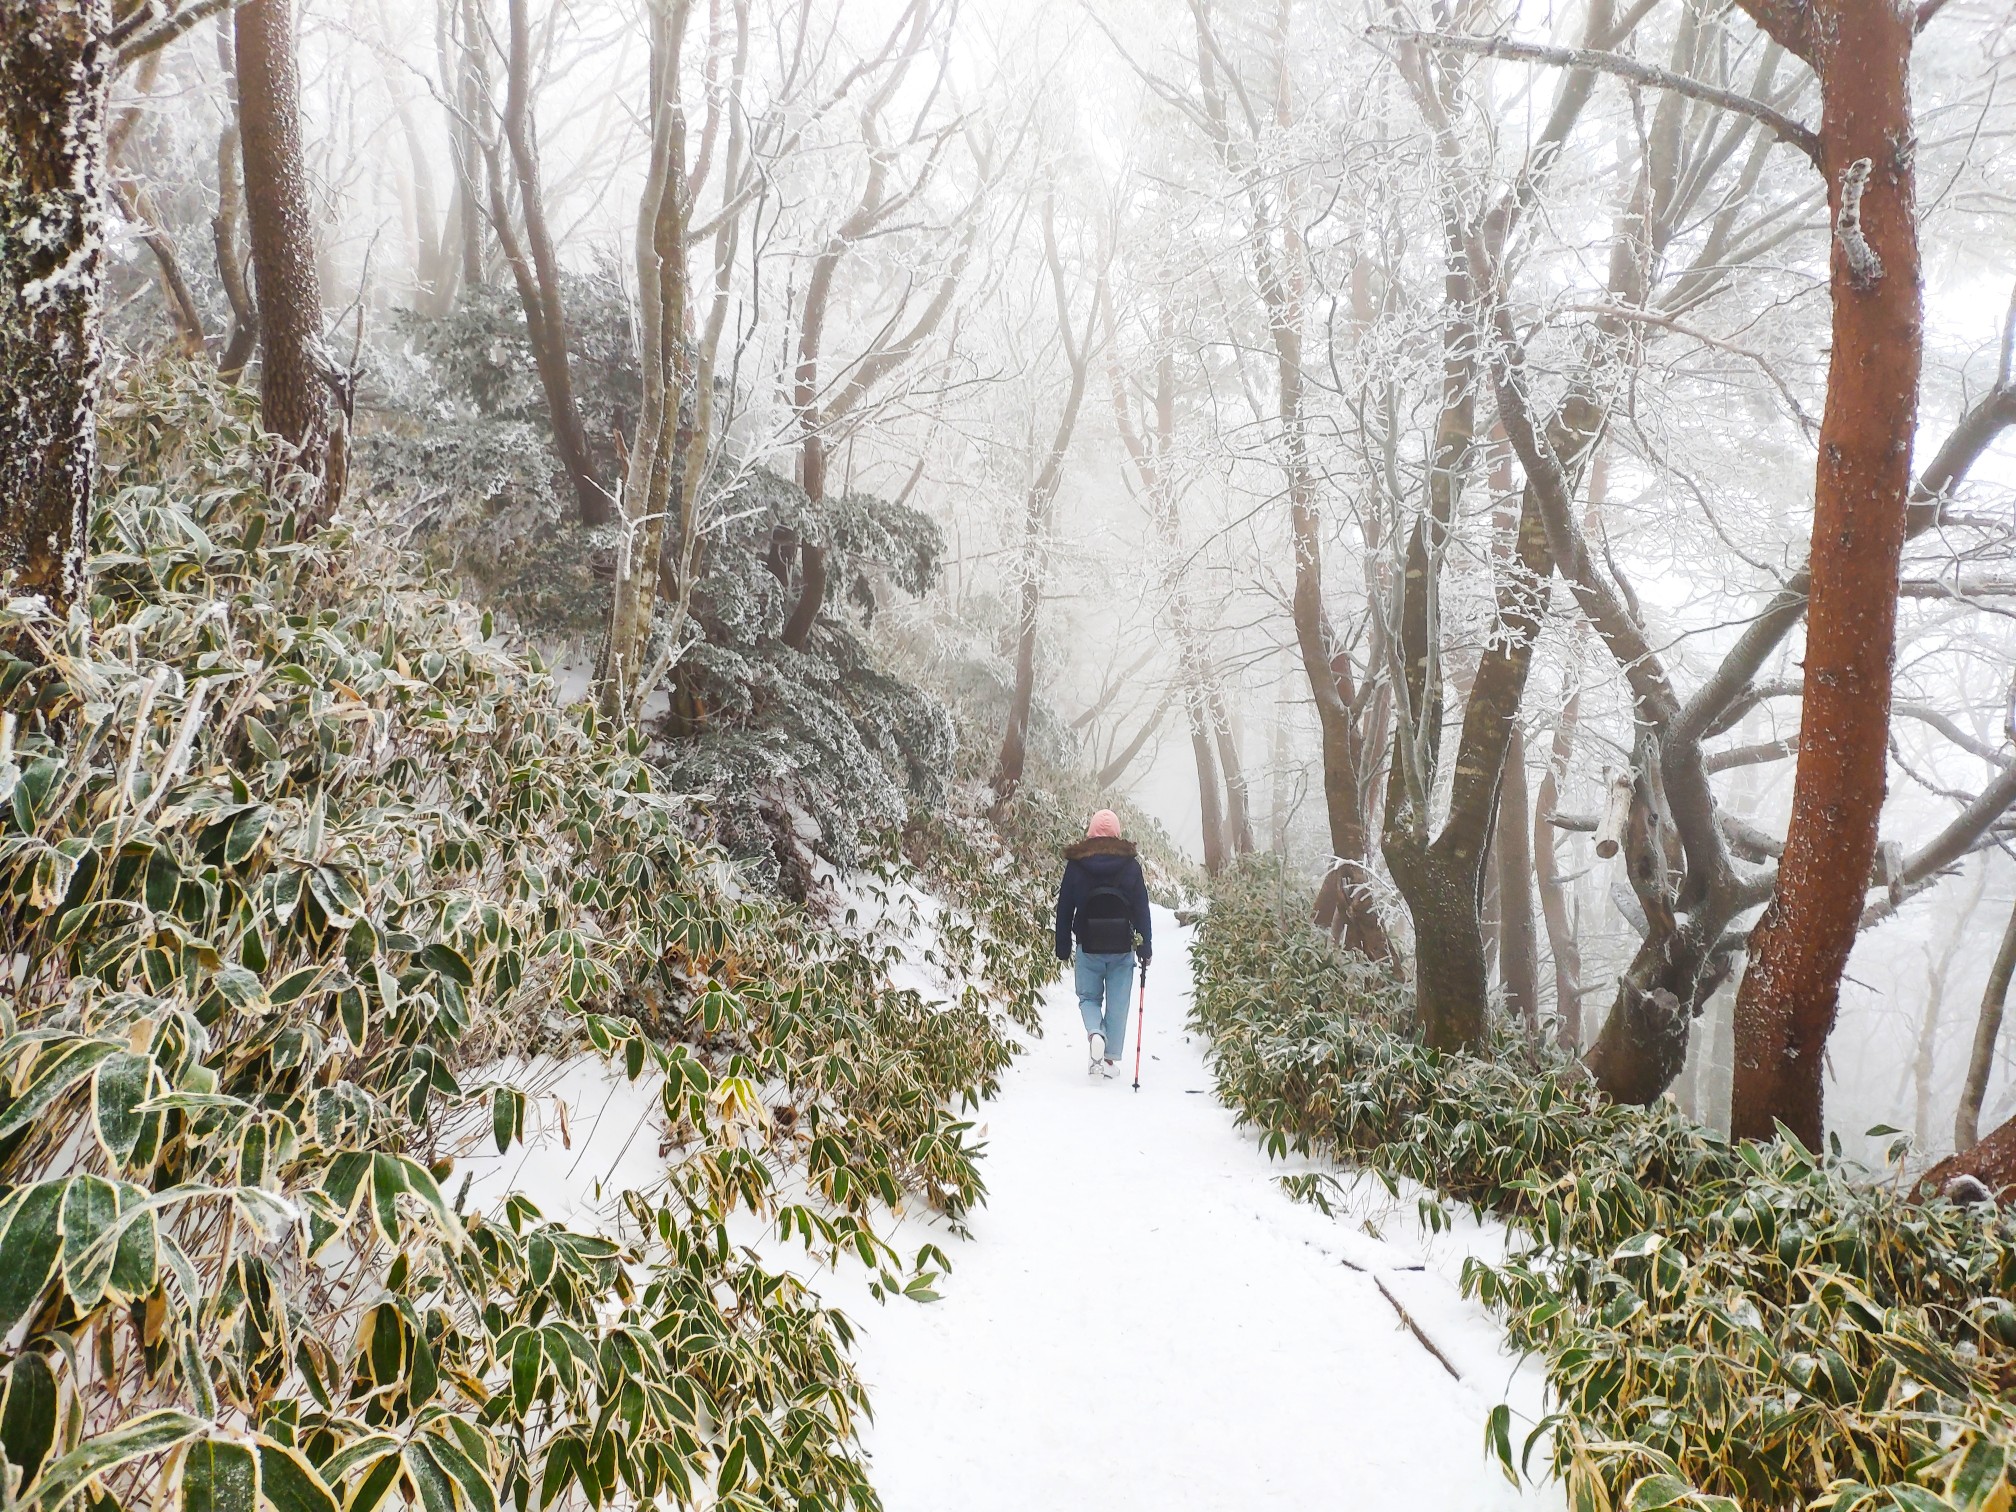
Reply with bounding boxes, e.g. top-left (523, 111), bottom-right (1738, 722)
top-left (1056, 948), bottom-right (1072, 965)
top-left (1136, 947), bottom-right (1152, 968)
